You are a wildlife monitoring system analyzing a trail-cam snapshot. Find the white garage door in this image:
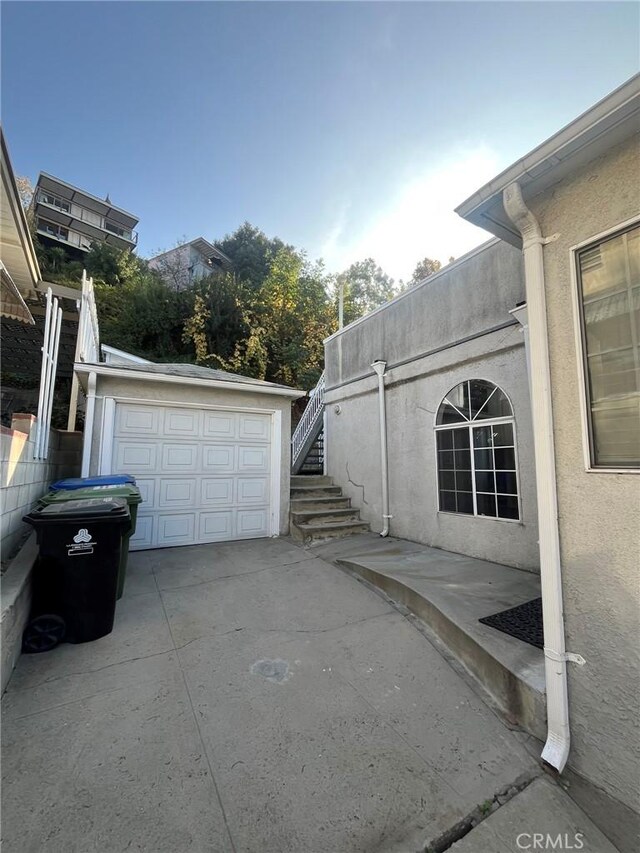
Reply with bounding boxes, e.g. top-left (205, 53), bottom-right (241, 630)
top-left (112, 403), bottom-right (273, 550)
